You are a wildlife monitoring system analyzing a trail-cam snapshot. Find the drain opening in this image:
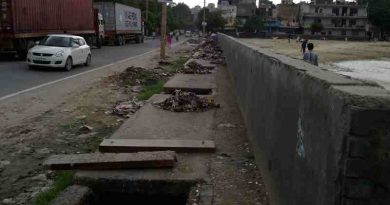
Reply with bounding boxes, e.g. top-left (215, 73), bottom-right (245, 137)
top-left (76, 177), bottom-right (197, 205)
top-left (92, 192), bottom-right (188, 205)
